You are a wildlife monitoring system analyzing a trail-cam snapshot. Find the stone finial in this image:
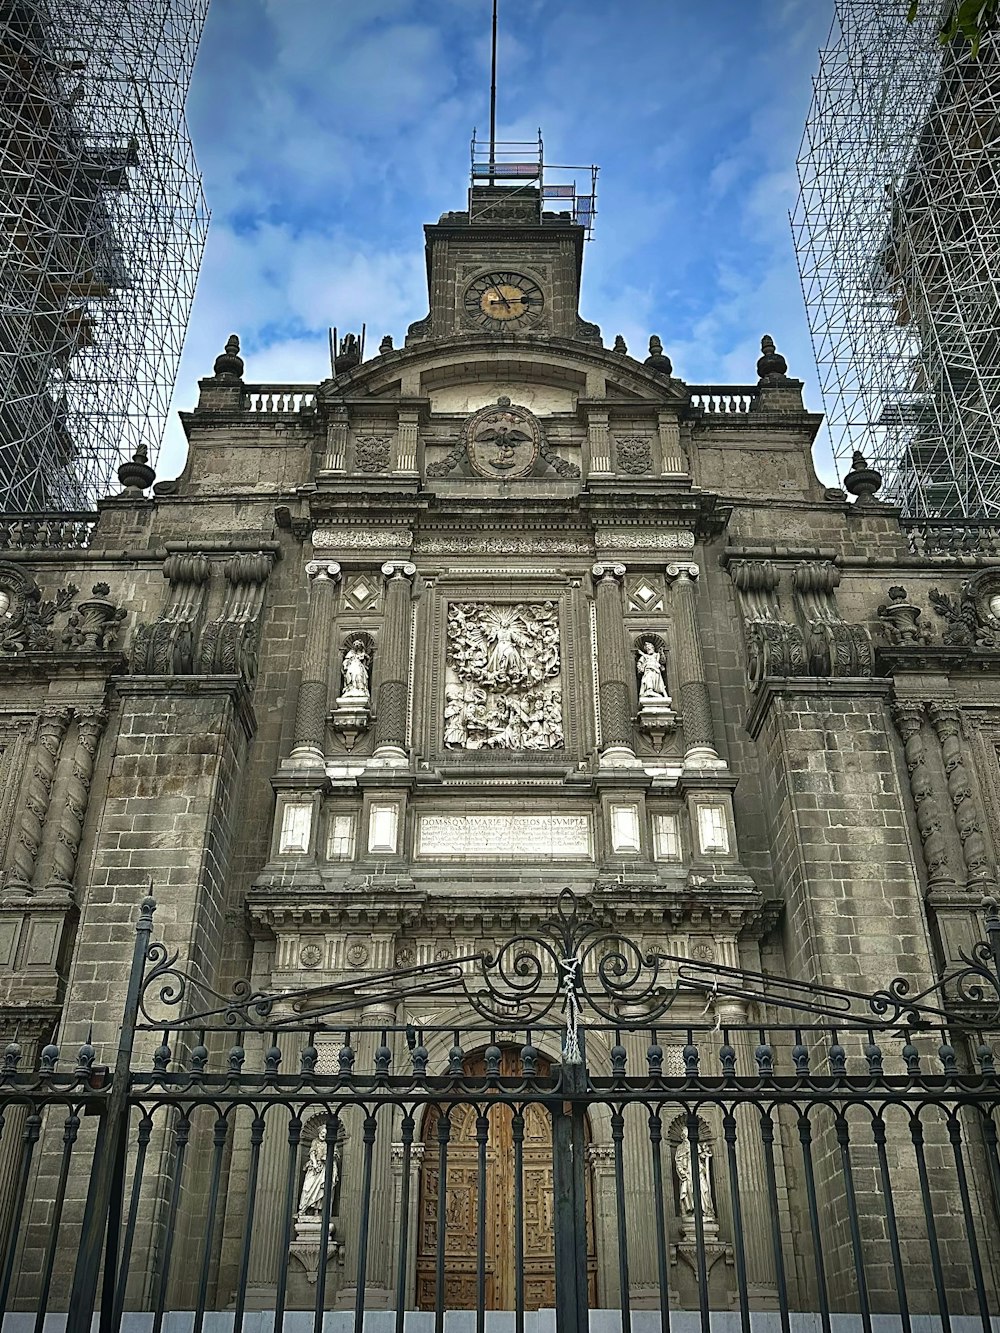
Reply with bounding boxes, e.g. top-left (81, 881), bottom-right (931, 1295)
top-left (613, 334), bottom-right (627, 355)
top-left (213, 334), bottom-right (244, 380)
top-left (117, 443), bottom-right (156, 495)
top-left (756, 335), bottom-right (789, 384)
top-left (843, 449), bottom-right (883, 505)
top-left (877, 586), bottom-right (931, 645)
top-left (379, 334), bottom-right (394, 354)
top-left (645, 335), bottom-right (673, 376)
